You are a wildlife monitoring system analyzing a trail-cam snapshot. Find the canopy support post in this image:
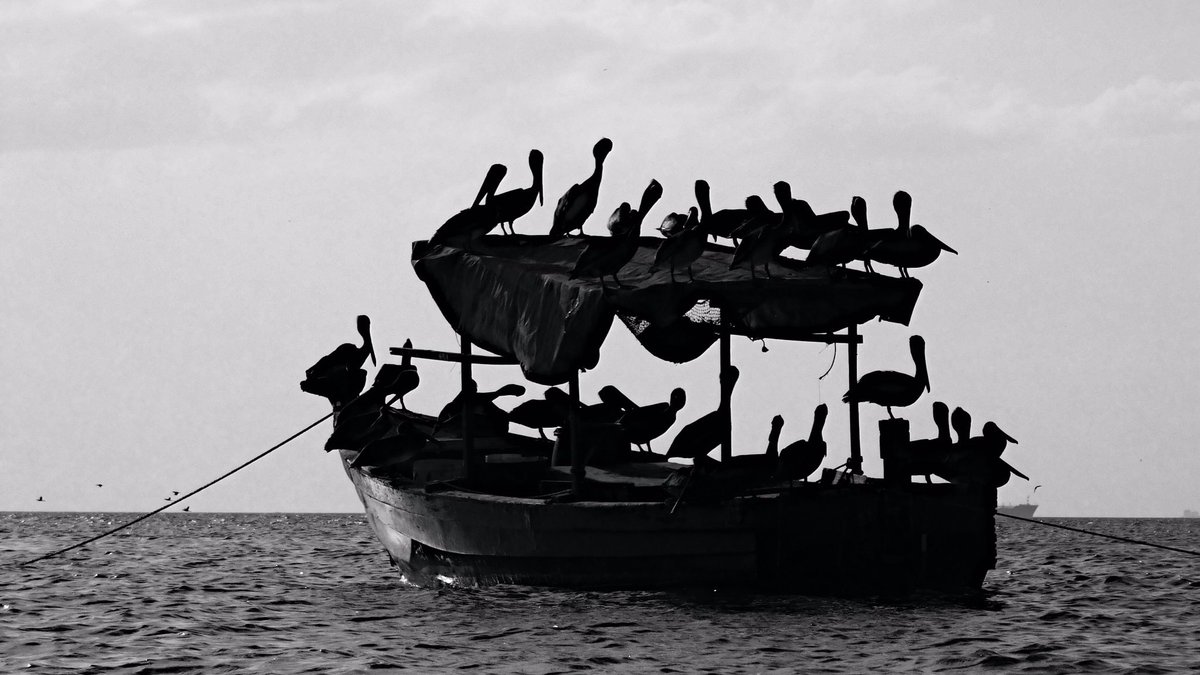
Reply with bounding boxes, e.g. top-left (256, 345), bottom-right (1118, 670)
top-left (568, 371), bottom-right (586, 496)
top-left (719, 320), bottom-right (732, 463)
top-left (460, 338), bottom-right (474, 481)
top-left (847, 324), bottom-right (863, 475)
